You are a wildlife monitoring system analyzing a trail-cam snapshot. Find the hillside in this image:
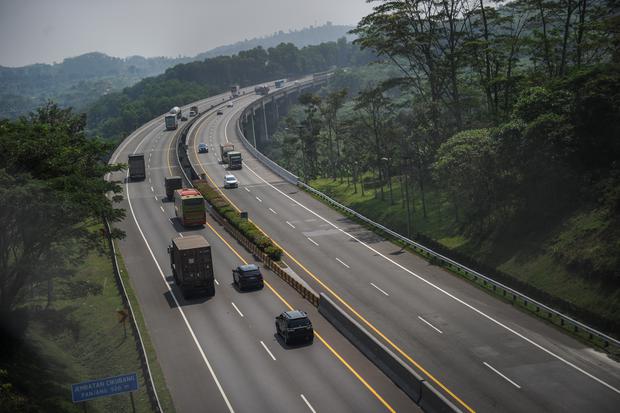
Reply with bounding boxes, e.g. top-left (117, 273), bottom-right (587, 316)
top-left (0, 22), bottom-right (354, 120)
